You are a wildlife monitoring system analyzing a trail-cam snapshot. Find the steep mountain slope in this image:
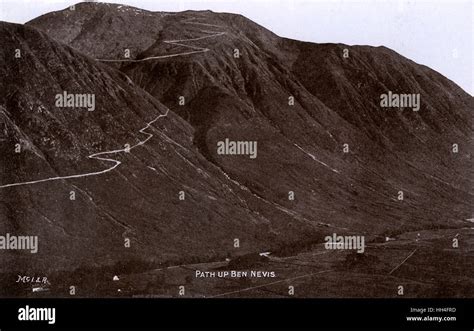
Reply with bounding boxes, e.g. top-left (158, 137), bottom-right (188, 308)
top-left (0, 22), bottom-right (317, 294)
top-left (28, 2), bottom-right (473, 236)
